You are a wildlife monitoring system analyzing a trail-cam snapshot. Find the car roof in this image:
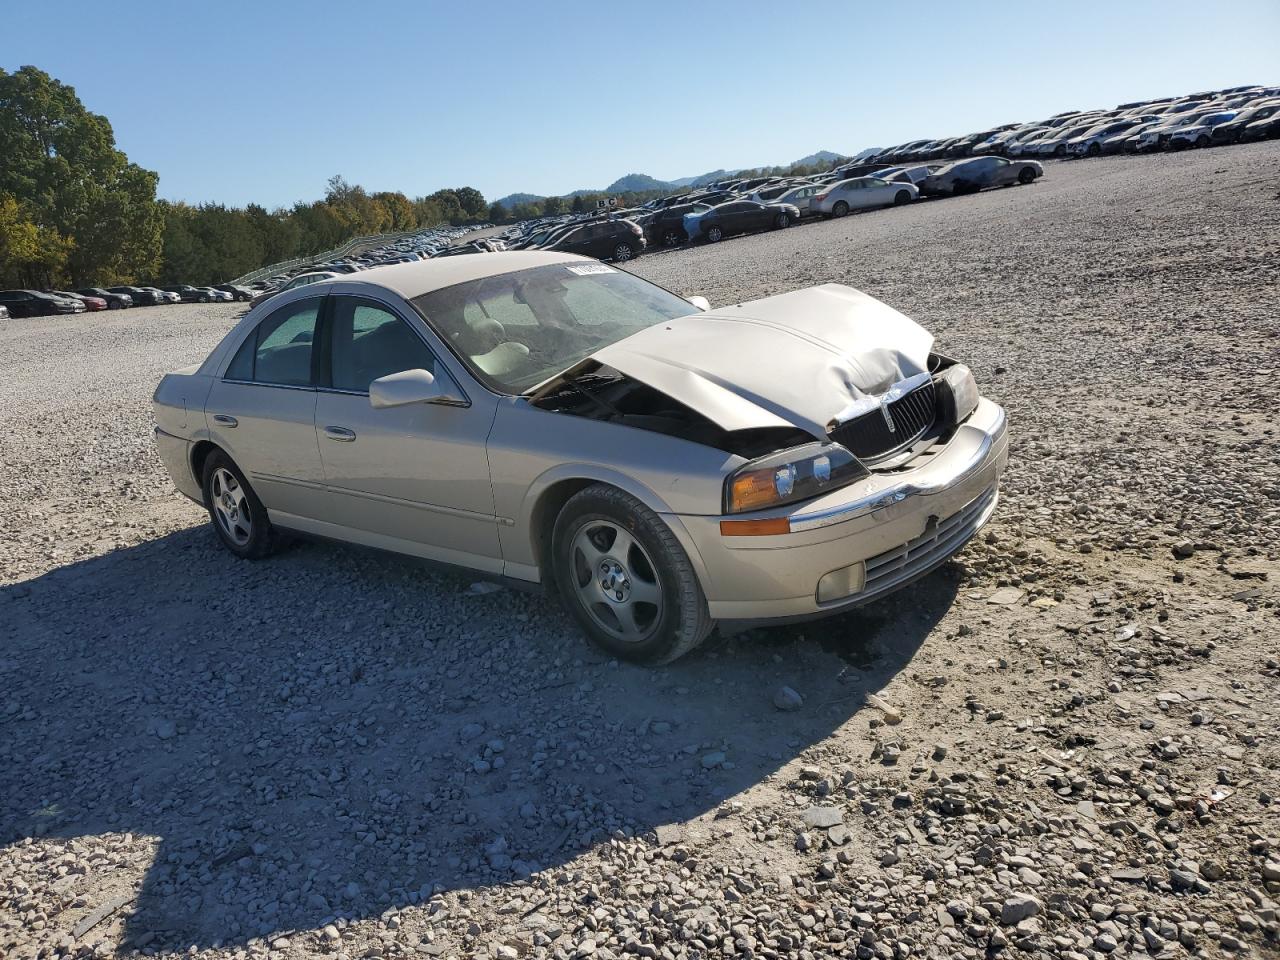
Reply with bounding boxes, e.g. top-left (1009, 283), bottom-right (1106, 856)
top-left (346, 250), bottom-right (585, 299)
